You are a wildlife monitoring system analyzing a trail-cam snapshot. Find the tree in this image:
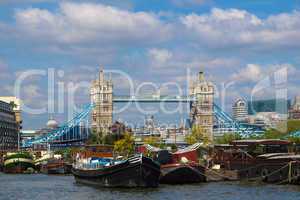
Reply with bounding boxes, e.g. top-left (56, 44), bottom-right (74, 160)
top-left (86, 130), bottom-right (103, 144)
top-left (287, 136), bottom-right (300, 144)
top-left (54, 148), bottom-right (73, 161)
top-left (185, 125), bottom-right (210, 145)
top-left (277, 120), bottom-right (300, 134)
top-left (103, 133), bottom-right (122, 145)
top-left (215, 133), bottom-right (241, 144)
top-left (113, 132), bottom-right (135, 157)
top-left (144, 136), bottom-right (160, 146)
top-left (262, 129), bottom-right (284, 139)
top-left (9, 101), bottom-right (17, 109)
